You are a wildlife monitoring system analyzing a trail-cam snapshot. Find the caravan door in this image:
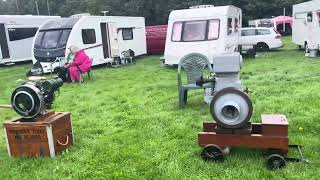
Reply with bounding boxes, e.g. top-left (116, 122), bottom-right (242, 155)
top-left (100, 23), bottom-right (119, 59)
top-left (100, 23), bottom-right (110, 58)
top-left (0, 23), bottom-right (10, 60)
top-left (108, 23), bottom-right (119, 57)
top-left (306, 11), bottom-right (320, 50)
